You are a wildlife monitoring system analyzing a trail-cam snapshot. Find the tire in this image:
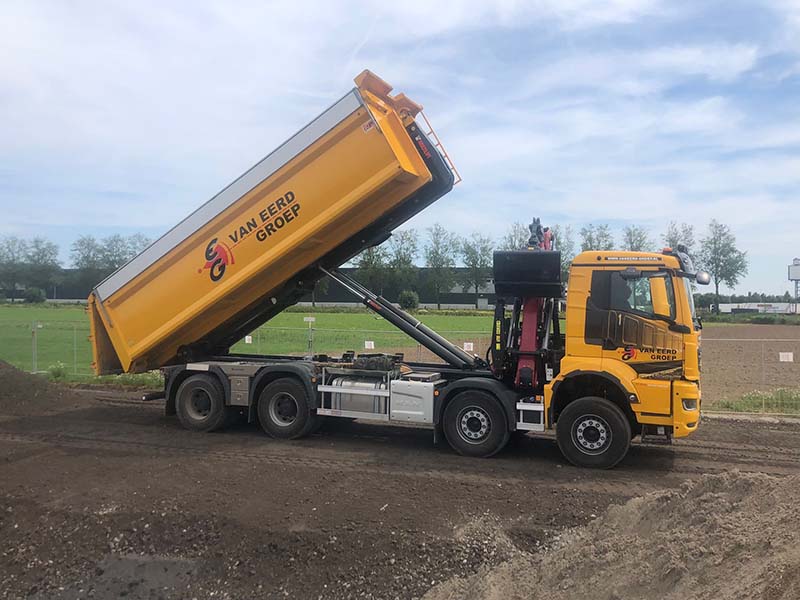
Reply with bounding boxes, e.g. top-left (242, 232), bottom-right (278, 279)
top-left (443, 391), bottom-right (510, 458)
top-left (556, 396), bottom-right (632, 469)
top-left (175, 374), bottom-right (227, 432)
top-left (257, 378), bottom-right (317, 440)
